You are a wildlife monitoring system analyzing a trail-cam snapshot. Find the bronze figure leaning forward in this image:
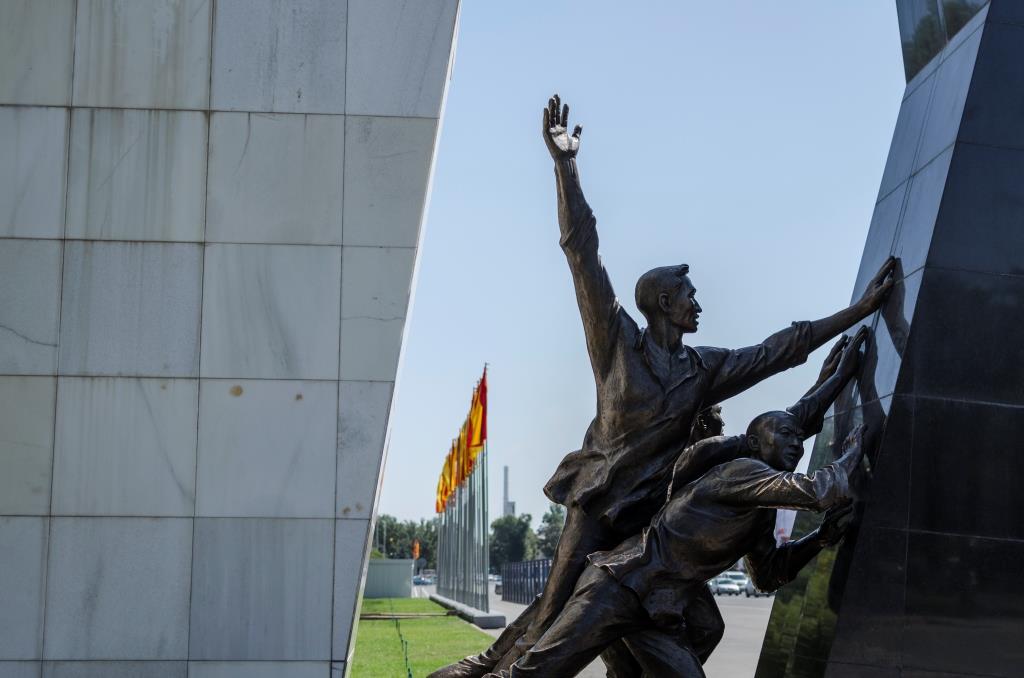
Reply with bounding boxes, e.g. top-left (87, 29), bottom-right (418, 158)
top-left (429, 96), bottom-right (895, 678)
